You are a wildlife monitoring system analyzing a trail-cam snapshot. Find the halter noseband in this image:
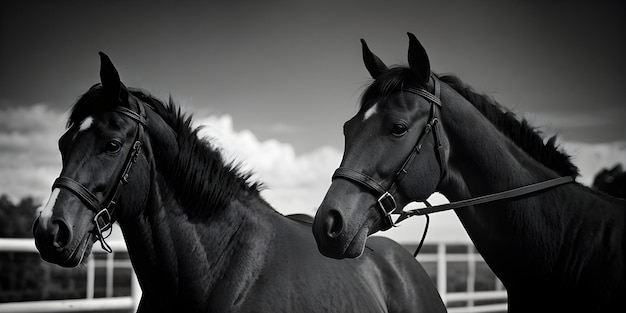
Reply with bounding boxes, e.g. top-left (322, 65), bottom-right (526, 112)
top-left (332, 75), bottom-right (446, 231)
top-left (52, 97), bottom-right (147, 253)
